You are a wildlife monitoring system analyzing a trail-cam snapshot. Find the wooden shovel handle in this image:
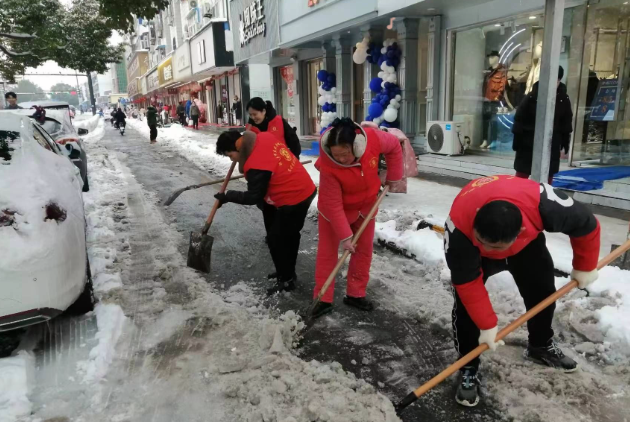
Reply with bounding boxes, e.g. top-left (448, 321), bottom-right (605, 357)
top-left (313, 186), bottom-right (390, 304)
top-left (406, 237), bottom-right (630, 401)
top-left (202, 161), bottom-right (236, 235)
